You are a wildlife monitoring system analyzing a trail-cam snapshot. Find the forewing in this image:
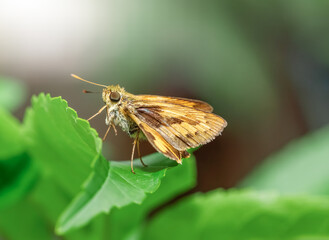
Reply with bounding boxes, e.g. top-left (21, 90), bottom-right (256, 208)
top-left (135, 95), bottom-right (214, 113)
top-left (134, 106), bottom-right (227, 151)
top-left (128, 113), bottom-right (189, 163)
top-left (127, 94), bottom-right (227, 151)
